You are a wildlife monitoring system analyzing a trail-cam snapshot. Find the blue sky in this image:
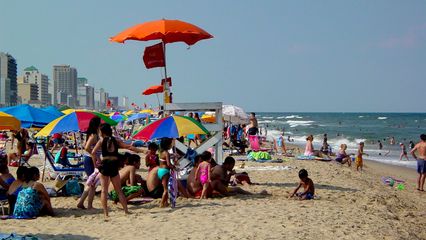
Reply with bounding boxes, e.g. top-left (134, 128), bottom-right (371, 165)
top-left (1, 1), bottom-right (425, 112)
